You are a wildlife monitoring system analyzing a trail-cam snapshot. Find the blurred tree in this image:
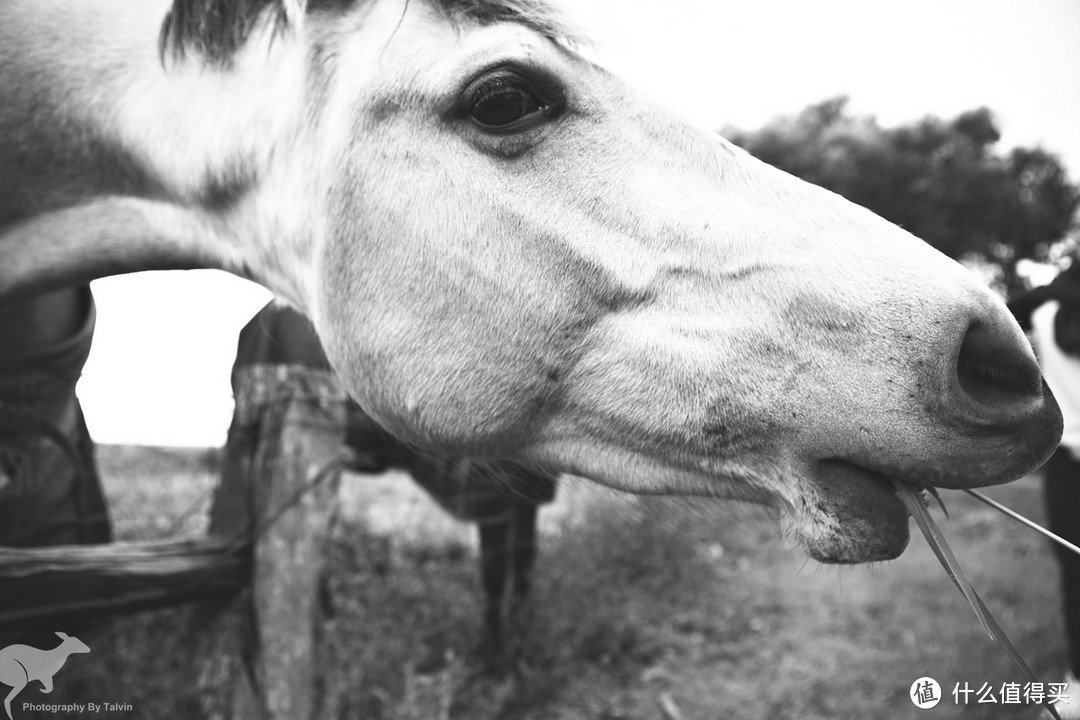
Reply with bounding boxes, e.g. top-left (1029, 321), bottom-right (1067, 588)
top-left (723, 98), bottom-right (1080, 294)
